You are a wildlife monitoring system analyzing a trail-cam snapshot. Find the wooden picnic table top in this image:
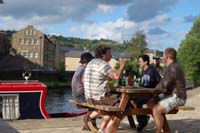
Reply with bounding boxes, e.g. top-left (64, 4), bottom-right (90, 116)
top-left (115, 86), bottom-right (166, 94)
